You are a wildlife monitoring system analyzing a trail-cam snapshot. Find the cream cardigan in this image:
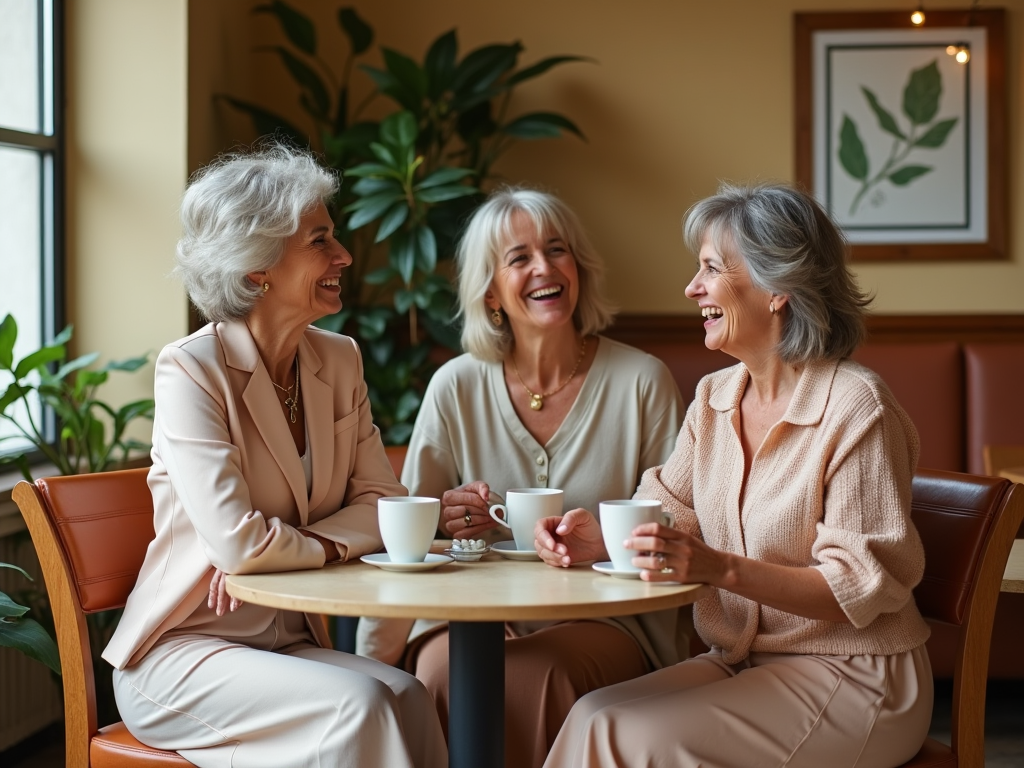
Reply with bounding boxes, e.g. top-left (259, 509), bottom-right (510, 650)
top-left (357, 337), bottom-right (690, 668)
top-left (637, 357), bottom-right (931, 665)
